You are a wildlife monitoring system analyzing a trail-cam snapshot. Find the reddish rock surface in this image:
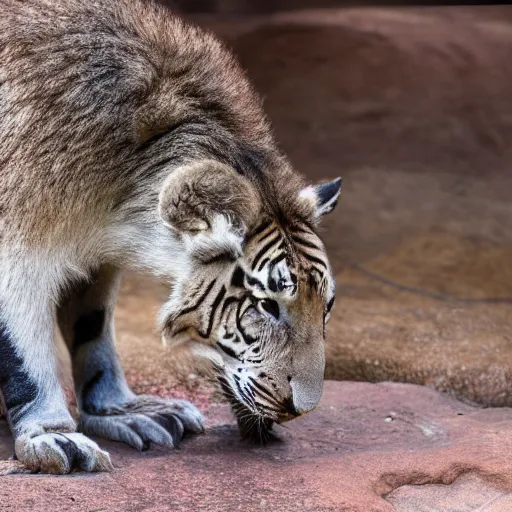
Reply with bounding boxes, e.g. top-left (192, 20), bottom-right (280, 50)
top-left (2, 381), bottom-right (512, 511)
